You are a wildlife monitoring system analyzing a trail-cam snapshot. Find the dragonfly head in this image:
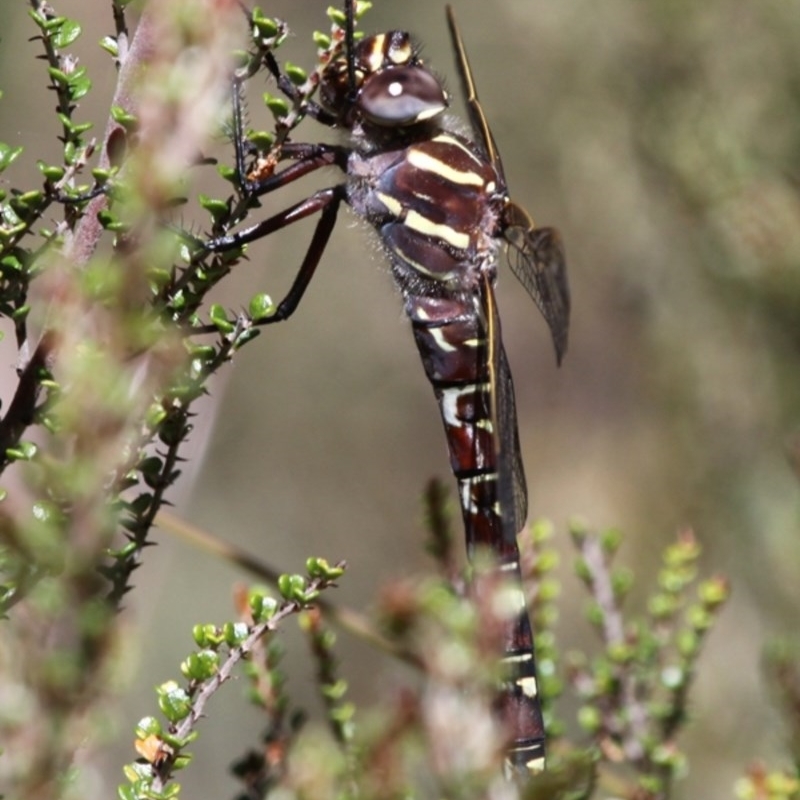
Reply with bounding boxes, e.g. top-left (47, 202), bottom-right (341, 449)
top-left (320, 31), bottom-right (449, 129)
